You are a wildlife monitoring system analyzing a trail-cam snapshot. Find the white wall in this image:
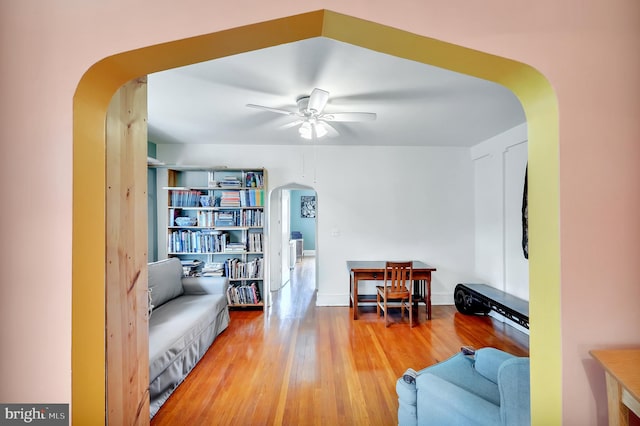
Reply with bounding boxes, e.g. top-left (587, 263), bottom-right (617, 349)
top-left (471, 123), bottom-right (529, 302)
top-left (157, 144), bottom-right (476, 305)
